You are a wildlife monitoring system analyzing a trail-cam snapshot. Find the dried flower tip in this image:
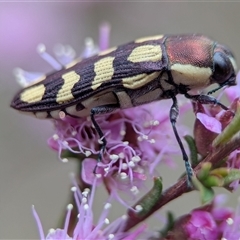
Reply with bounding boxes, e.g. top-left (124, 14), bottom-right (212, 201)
top-left (119, 152), bottom-right (125, 159)
top-left (108, 234), bottom-right (115, 240)
top-left (104, 167), bottom-right (110, 173)
top-left (48, 228), bottom-right (55, 234)
top-left (83, 188), bottom-right (90, 194)
top-left (52, 134), bottom-right (59, 140)
top-left (132, 155), bottom-right (141, 162)
top-left (151, 120), bottom-right (159, 126)
top-left (59, 111), bottom-right (66, 119)
top-left (62, 158), bottom-right (68, 163)
top-left (85, 150), bottom-right (91, 157)
top-left (104, 203), bottom-right (112, 210)
top-left (71, 130), bottom-right (77, 136)
top-left (135, 205), bottom-right (143, 212)
top-left (131, 186), bottom-right (139, 195)
top-left (82, 37), bottom-right (98, 58)
top-left (13, 68), bottom-right (44, 88)
top-left (142, 135), bottom-right (148, 140)
top-left (104, 218), bottom-right (110, 224)
top-left (137, 136), bottom-right (143, 141)
top-left (98, 139), bottom-right (103, 144)
top-left (63, 140), bottom-right (69, 146)
top-left (120, 172), bottom-right (128, 179)
top-left (120, 130), bottom-right (126, 136)
top-left (123, 141), bottom-right (129, 145)
top-left (82, 192), bottom-right (88, 198)
top-left (149, 139), bottom-right (156, 144)
top-left (95, 173), bottom-right (102, 178)
top-left (37, 43), bottom-right (46, 53)
top-left (71, 186), bottom-right (77, 192)
top-left (110, 154), bottom-right (119, 161)
top-left (36, 43), bottom-right (62, 70)
top-left (84, 204), bottom-right (89, 210)
top-left (128, 161), bottom-right (135, 168)
top-left (226, 217), bottom-right (234, 225)
top-left (85, 37), bottom-right (94, 48)
top-left (67, 204), bottom-right (73, 210)
top-left (121, 163), bottom-right (128, 170)
top-left (53, 43), bottom-right (76, 59)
